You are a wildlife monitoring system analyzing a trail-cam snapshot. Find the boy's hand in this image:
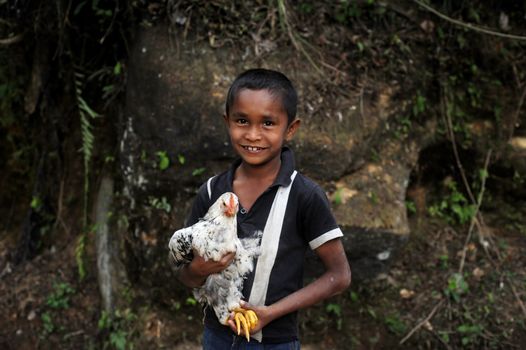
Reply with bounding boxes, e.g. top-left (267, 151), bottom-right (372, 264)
top-left (189, 250), bottom-right (235, 278)
top-left (227, 301), bottom-right (271, 337)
